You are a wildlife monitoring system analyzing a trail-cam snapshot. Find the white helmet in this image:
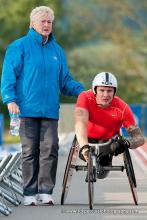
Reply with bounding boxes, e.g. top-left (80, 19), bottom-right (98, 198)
top-left (92, 72), bottom-right (118, 94)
